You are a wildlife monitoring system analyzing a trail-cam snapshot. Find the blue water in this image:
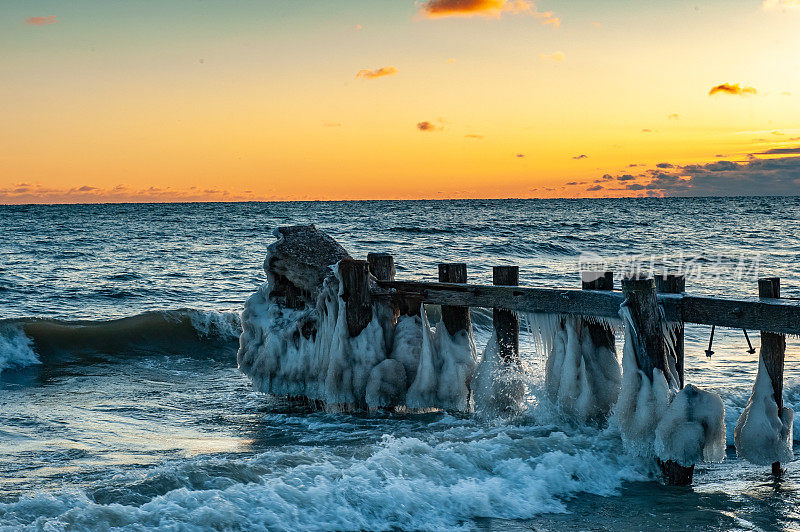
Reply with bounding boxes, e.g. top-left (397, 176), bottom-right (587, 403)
top-left (1, 198), bottom-right (799, 531)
